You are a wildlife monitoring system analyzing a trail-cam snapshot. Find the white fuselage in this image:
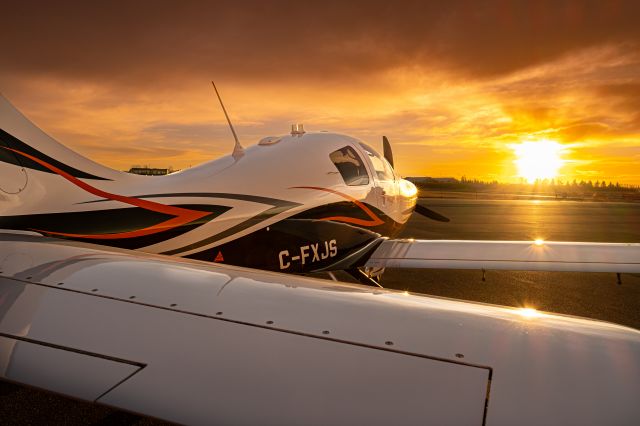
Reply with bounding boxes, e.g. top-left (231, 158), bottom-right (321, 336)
top-left (1, 93), bottom-right (416, 271)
